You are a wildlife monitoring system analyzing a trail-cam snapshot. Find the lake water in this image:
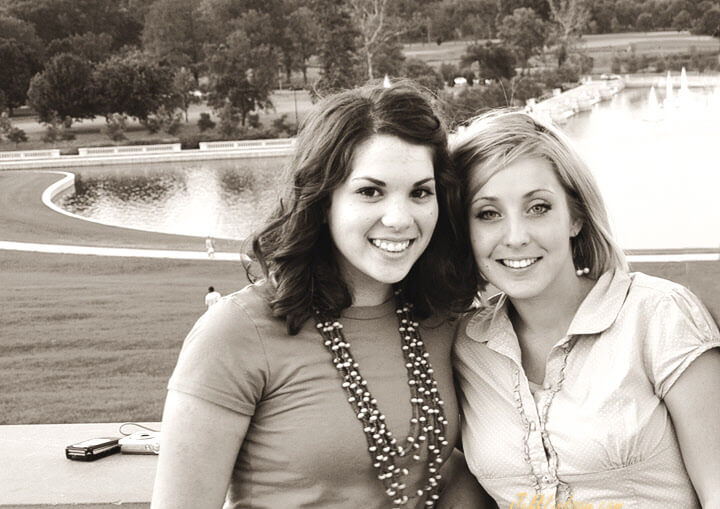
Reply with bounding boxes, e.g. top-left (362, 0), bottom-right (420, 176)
top-left (57, 86), bottom-right (720, 249)
top-left (562, 85), bottom-right (720, 250)
top-left (59, 156), bottom-right (290, 240)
